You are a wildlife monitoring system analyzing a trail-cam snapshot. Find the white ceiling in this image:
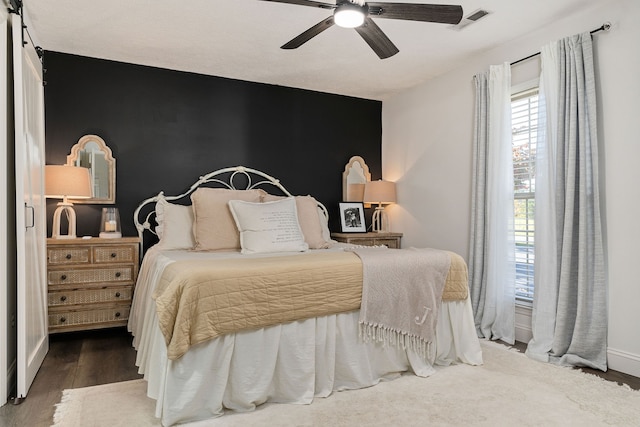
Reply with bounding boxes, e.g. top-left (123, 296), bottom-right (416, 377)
top-left (23, 0), bottom-right (600, 100)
